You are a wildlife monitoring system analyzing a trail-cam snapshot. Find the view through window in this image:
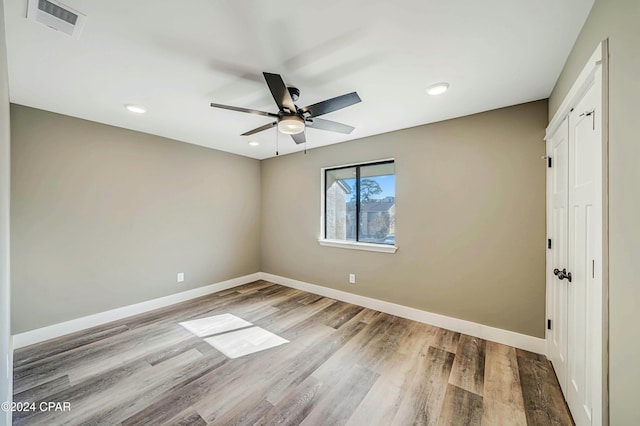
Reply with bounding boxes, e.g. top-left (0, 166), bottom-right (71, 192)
top-left (324, 160), bottom-right (395, 245)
